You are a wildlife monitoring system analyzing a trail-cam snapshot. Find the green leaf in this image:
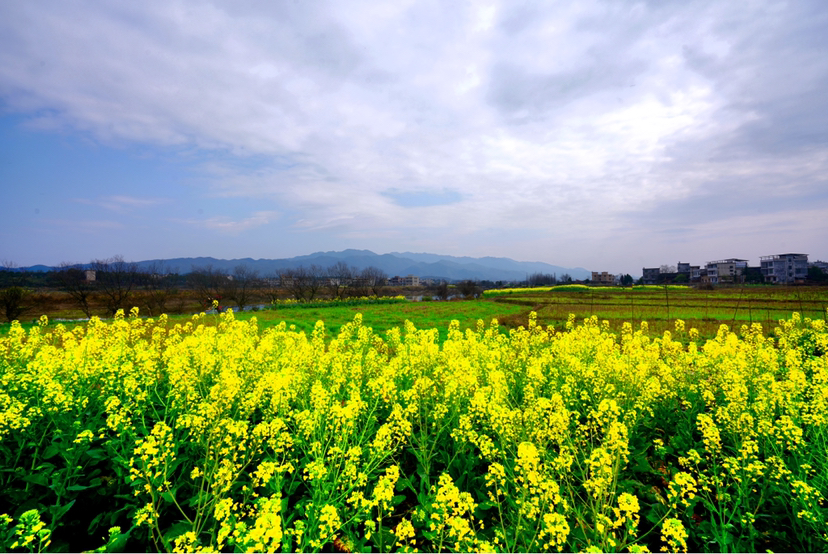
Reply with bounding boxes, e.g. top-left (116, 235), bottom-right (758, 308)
top-left (51, 499), bottom-right (76, 521)
top-left (720, 531), bottom-right (733, 546)
top-left (42, 444), bottom-right (62, 460)
top-left (476, 501), bottom-right (495, 512)
top-left (166, 457), bottom-right (184, 475)
top-left (22, 473), bottom-right (49, 487)
top-left (391, 494), bottom-right (406, 507)
top-left (422, 530), bottom-right (438, 541)
top-left (85, 448), bottom-right (106, 460)
top-left (645, 509), bottom-right (662, 525)
top-left (34, 462), bottom-right (56, 475)
top-left (632, 454), bottom-right (654, 474)
top-left (163, 521), bottom-right (191, 542)
top-left (397, 475), bottom-right (416, 494)
top-left (67, 484), bottom-right (91, 491)
top-left (87, 512), bottom-right (105, 534)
